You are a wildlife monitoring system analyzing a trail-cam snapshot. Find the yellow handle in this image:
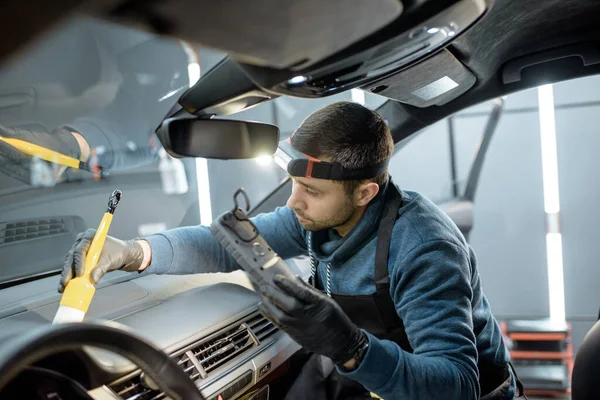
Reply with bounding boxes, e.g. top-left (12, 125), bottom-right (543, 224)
top-left (0, 136), bottom-right (81, 169)
top-left (60, 212), bottom-right (114, 313)
top-left (83, 212), bottom-right (113, 279)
